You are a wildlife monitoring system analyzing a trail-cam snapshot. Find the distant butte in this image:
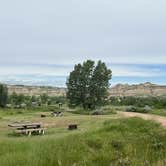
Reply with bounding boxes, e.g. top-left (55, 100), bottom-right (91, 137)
top-left (4, 82), bottom-right (166, 97)
top-left (109, 82), bottom-right (166, 97)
